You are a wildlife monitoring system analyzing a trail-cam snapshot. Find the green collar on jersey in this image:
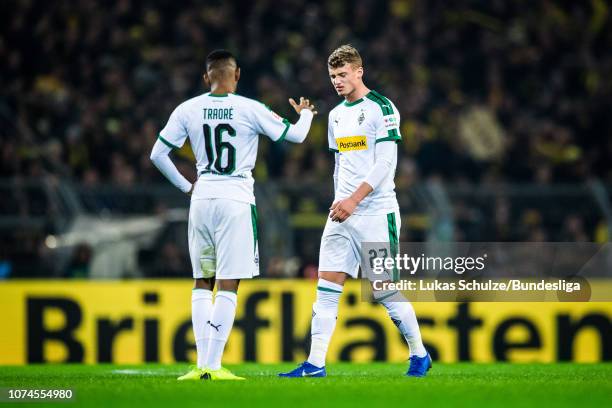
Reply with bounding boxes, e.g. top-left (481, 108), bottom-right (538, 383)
top-left (343, 98), bottom-right (363, 107)
top-left (208, 92), bottom-right (229, 97)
